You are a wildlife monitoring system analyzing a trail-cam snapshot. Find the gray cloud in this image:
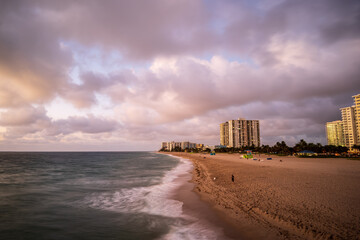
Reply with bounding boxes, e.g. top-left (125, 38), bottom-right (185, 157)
top-left (53, 0), bottom-right (214, 60)
top-left (0, 1), bottom-right (72, 108)
top-left (0, 106), bottom-right (48, 126)
top-left (0, 0), bottom-right (359, 150)
top-left (0, 106), bottom-right (118, 141)
top-left (50, 116), bottom-right (118, 135)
